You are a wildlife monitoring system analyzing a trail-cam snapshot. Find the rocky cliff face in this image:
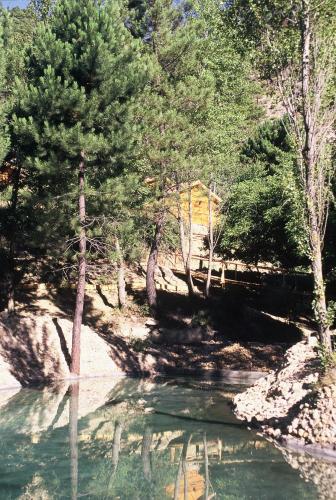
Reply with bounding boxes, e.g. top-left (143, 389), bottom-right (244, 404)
top-left (234, 341), bottom-right (336, 456)
top-left (0, 313), bottom-right (125, 386)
